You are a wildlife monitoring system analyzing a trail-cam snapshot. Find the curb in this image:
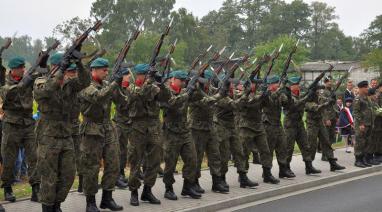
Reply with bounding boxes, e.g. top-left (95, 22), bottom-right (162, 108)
top-left (180, 165), bottom-right (382, 212)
